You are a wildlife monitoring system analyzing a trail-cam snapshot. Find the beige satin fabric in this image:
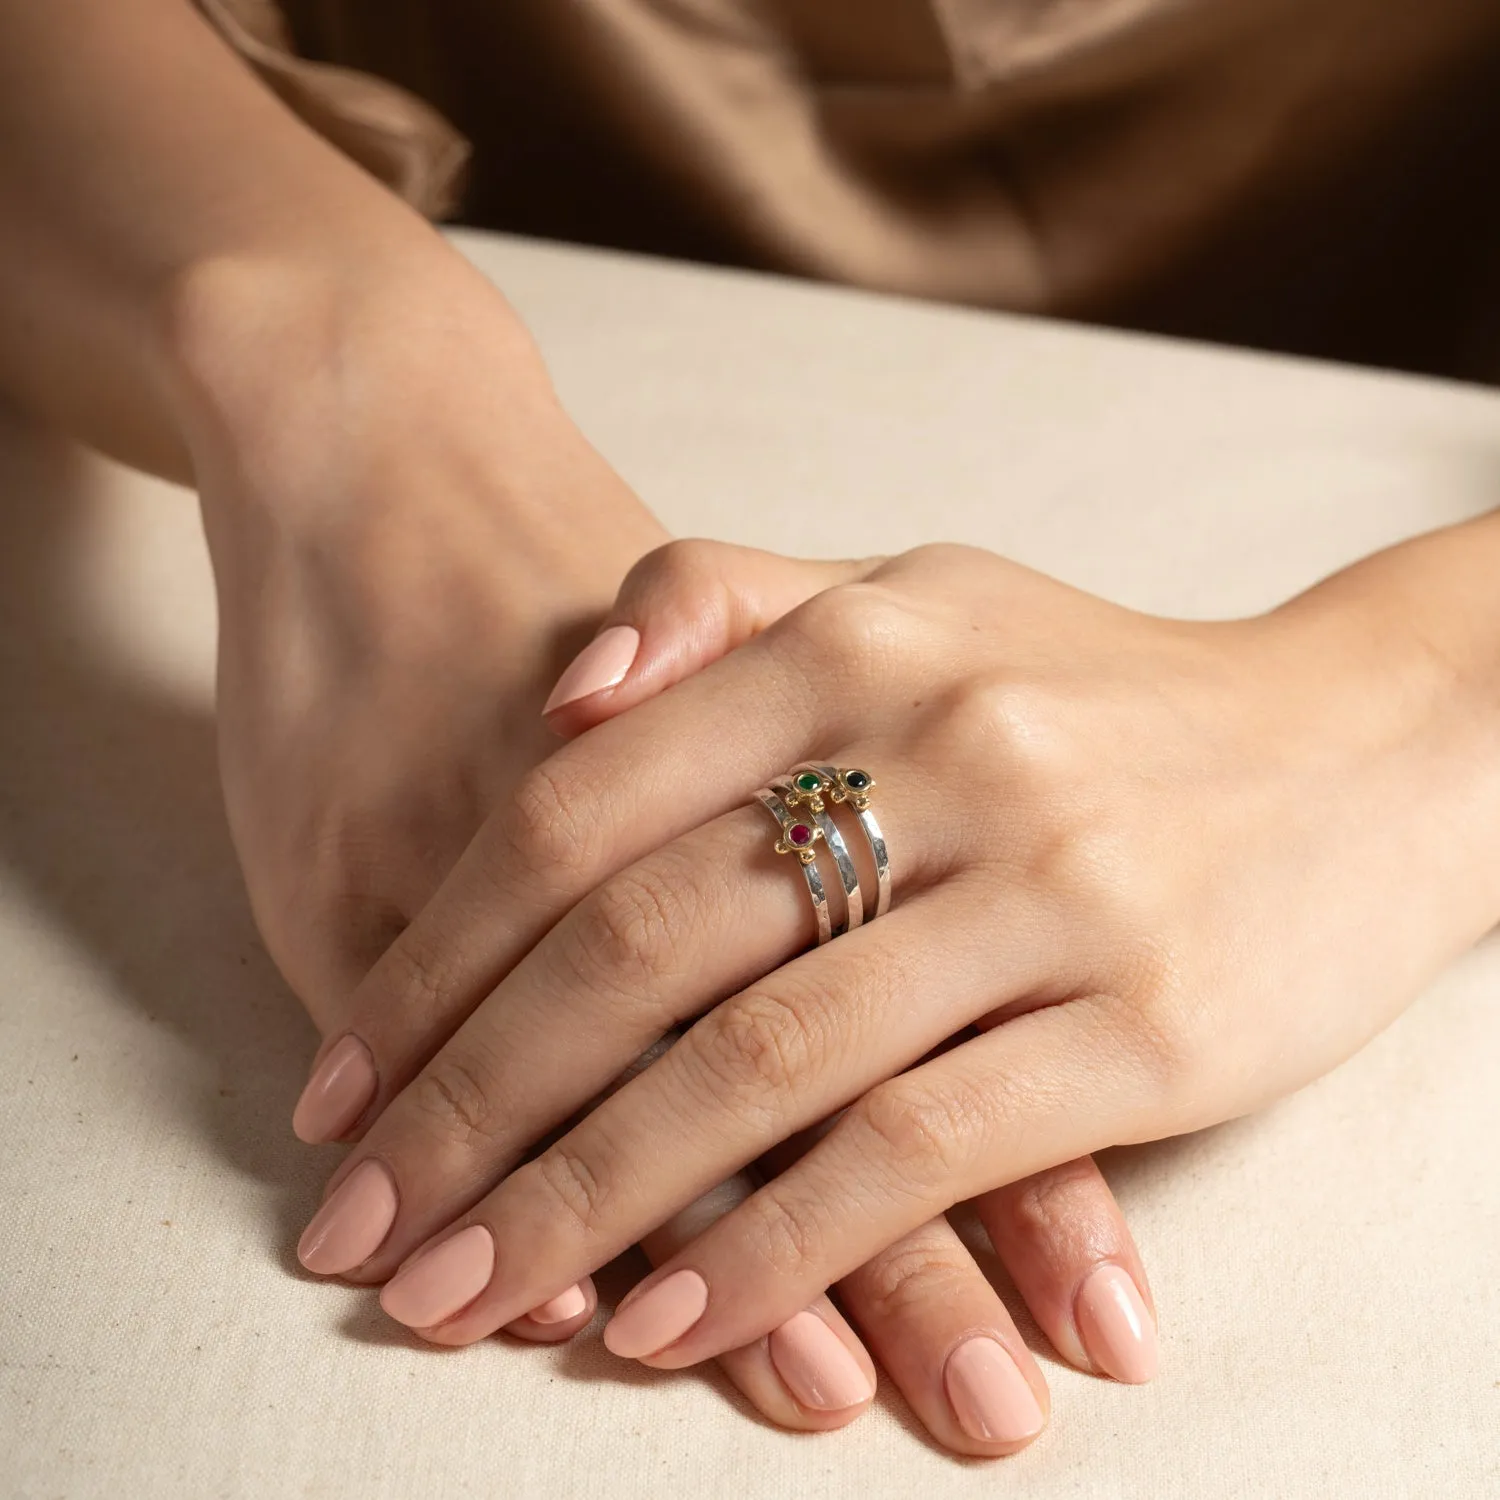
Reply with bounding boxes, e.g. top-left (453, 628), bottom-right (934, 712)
top-left (198, 0), bottom-right (1500, 380)
top-left (197, 0), bottom-right (469, 217)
